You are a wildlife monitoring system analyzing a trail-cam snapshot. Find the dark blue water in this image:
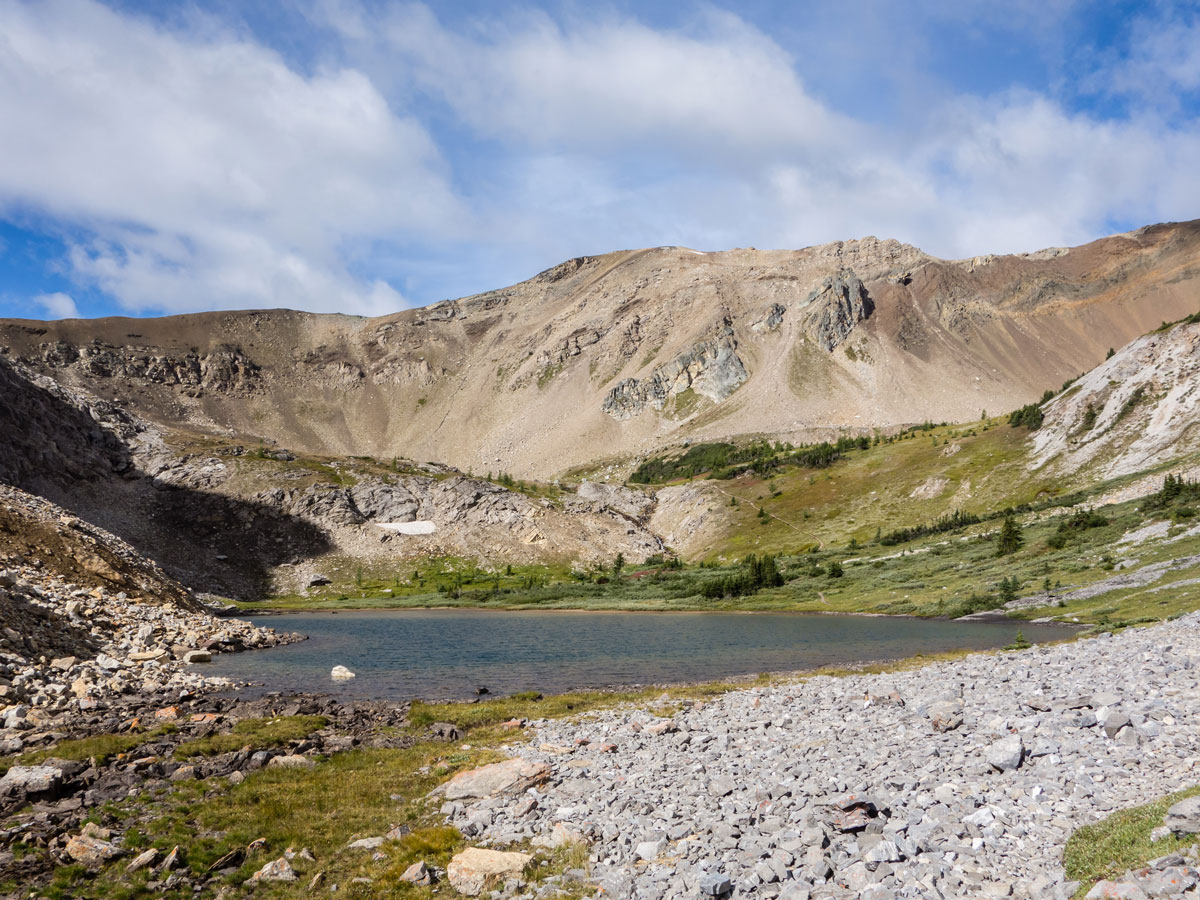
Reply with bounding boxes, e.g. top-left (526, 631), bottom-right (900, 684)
top-left (207, 610), bottom-right (1071, 701)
